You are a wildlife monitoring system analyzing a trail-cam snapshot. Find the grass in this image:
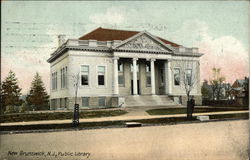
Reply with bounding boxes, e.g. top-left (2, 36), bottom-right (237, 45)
top-left (146, 107), bottom-right (248, 115)
top-left (0, 109), bottom-right (127, 123)
top-left (1, 112), bottom-right (248, 132)
top-left (209, 113), bottom-right (249, 119)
